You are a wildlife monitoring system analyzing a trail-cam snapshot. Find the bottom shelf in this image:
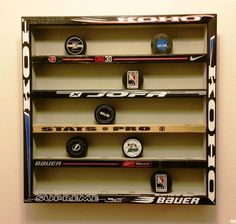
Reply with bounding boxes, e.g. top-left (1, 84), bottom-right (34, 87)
top-left (26, 193), bottom-right (213, 205)
top-left (27, 167), bottom-right (212, 204)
